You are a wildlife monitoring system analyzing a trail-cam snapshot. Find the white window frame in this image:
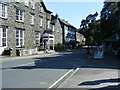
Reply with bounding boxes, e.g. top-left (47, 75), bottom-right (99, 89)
top-left (52, 25), bottom-right (55, 32)
top-left (39, 5), bottom-right (43, 13)
top-left (31, 14), bottom-right (34, 25)
top-left (16, 30), bottom-right (24, 47)
top-left (16, 9), bottom-right (24, 22)
top-left (31, 0), bottom-right (35, 9)
top-left (47, 20), bottom-right (50, 28)
top-left (0, 3), bottom-right (8, 19)
top-left (25, 0), bottom-right (29, 6)
top-left (0, 28), bottom-right (7, 47)
top-left (35, 31), bottom-right (40, 45)
top-left (40, 17), bottom-right (43, 26)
